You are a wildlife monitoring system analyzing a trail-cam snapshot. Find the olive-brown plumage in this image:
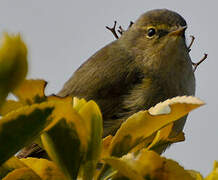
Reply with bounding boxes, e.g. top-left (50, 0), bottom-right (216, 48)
top-left (59, 9), bottom-right (195, 137)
